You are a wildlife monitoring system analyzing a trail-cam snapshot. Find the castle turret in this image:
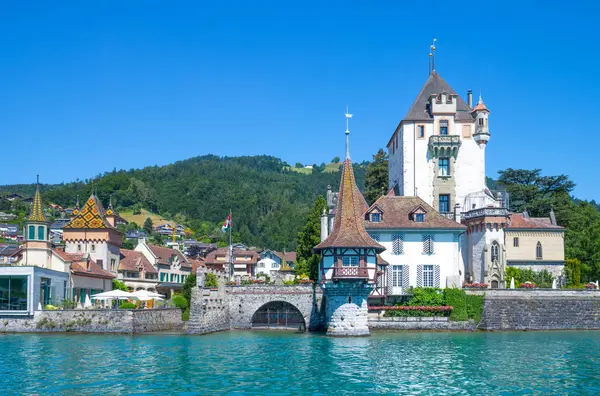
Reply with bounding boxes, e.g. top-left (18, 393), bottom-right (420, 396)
top-left (22, 177), bottom-right (52, 267)
top-left (472, 95), bottom-right (490, 147)
top-left (105, 196), bottom-right (117, 227)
